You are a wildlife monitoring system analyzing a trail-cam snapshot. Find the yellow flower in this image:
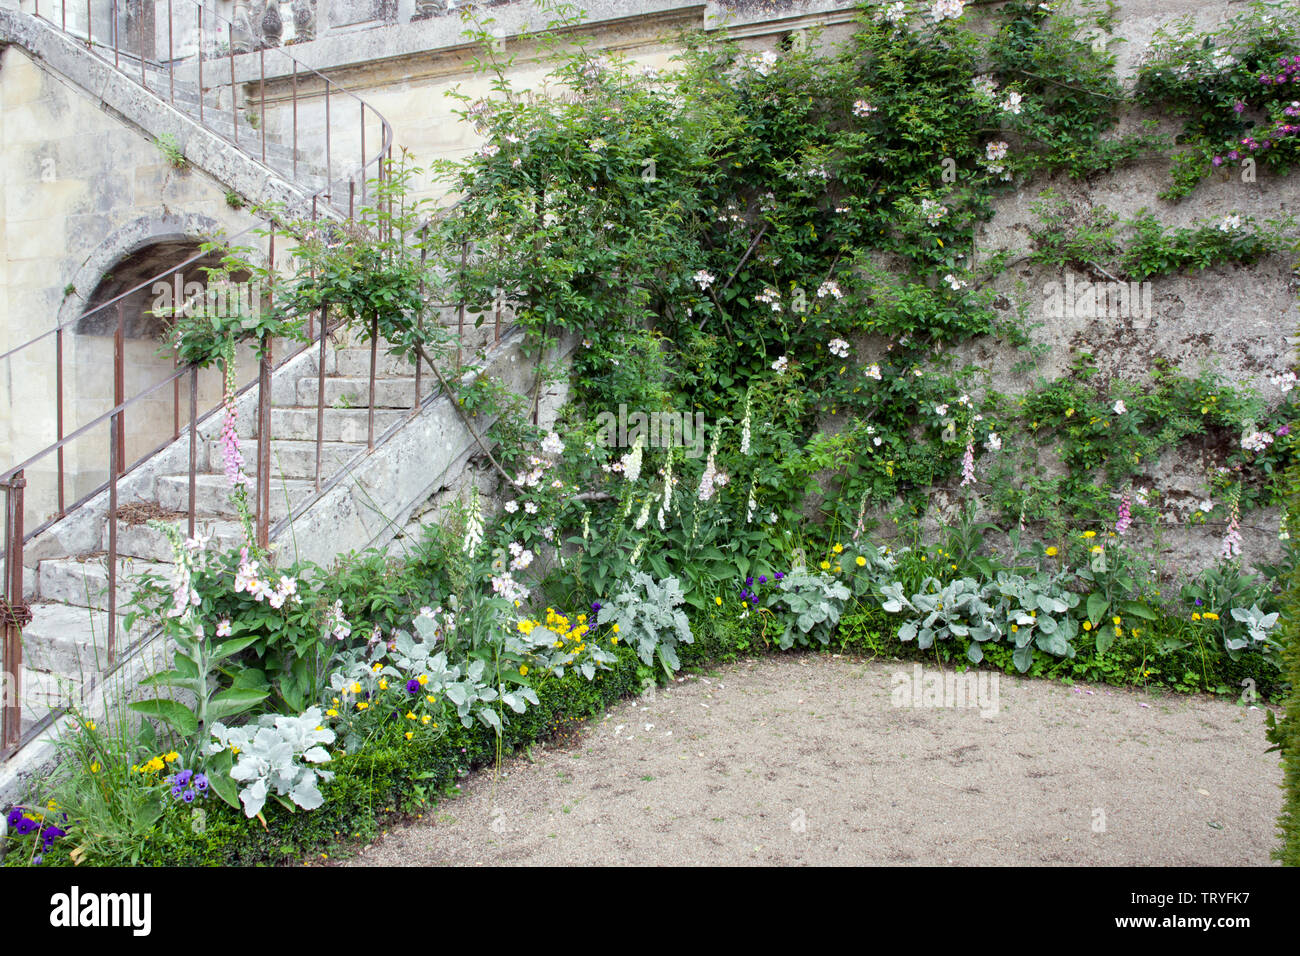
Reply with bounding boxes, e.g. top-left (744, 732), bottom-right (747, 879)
top-left (1192, 612), bottom-right (1201, 621)
top-left (820, 561), bottom-right (831, 570)
top-left (1203, 612), bottom-right (1219, 621)
top-left (356, 701), bottom-right (369, 710)
top-left (833, 544), bottom-right (844, 554)
top-left (405, 732), bottom-right (414, 741)
top-left (611, 624), bottom-right (619, 634)
top-left (421, 715), bottom-right (431, 725)
top-left (379, 679), bottom-right (388, 691)
top-left (519, 665), bottom-right (529, 677)
top-left (1113, 626), bottom-right (1123, 637)
top-left (920, 556), bottom-right (926, 562)
top-left (1082, 530), bottom-right (1096, 539)
top-left (1045, 547), bottom-right (1058, 557)
top-left (834, 566), bottom-right (842, 573)
top-left (610, 636), bottom-right (618, 645)
top-left (372, 663), bottom-right (383, 673)
top-left (418, 674), bottom-right (429, 686)
top-left (349, 682), bottom-right (362, 695)
top-left (950, 564), bottom-right (957, 570)
top-left (426, 695), bottom-right (436, 704)
top-left (715, 596), bottom-right (723, 605)
top-left (1090, 545), bottom-right (1103, 554)
top-left (90, 762), bottom-right (100, 774)
top-left (1083, 621), bottom-right (1093, 631)
top-left (165, 751), bottom-right (179, 763)
top-left (406, 711), bottom-right (418, 720)
top-left (1112, 616), bottom-right (1121, 626)
top-left (856, 556), bottom-right (867, 567)
top-left (1011, 624), bottom-right (1019, 633)
top-left (85, 721), bottom-right (96, 731)
top-left (326, 709), bottom-right (339, 718)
